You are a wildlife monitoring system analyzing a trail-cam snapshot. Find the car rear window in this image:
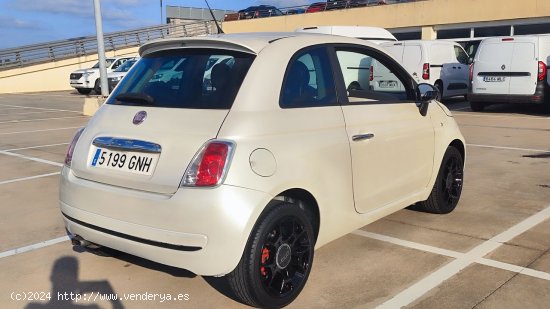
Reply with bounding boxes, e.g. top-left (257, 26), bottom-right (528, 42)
top-left (107, 49), bottom-right (255, 109)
